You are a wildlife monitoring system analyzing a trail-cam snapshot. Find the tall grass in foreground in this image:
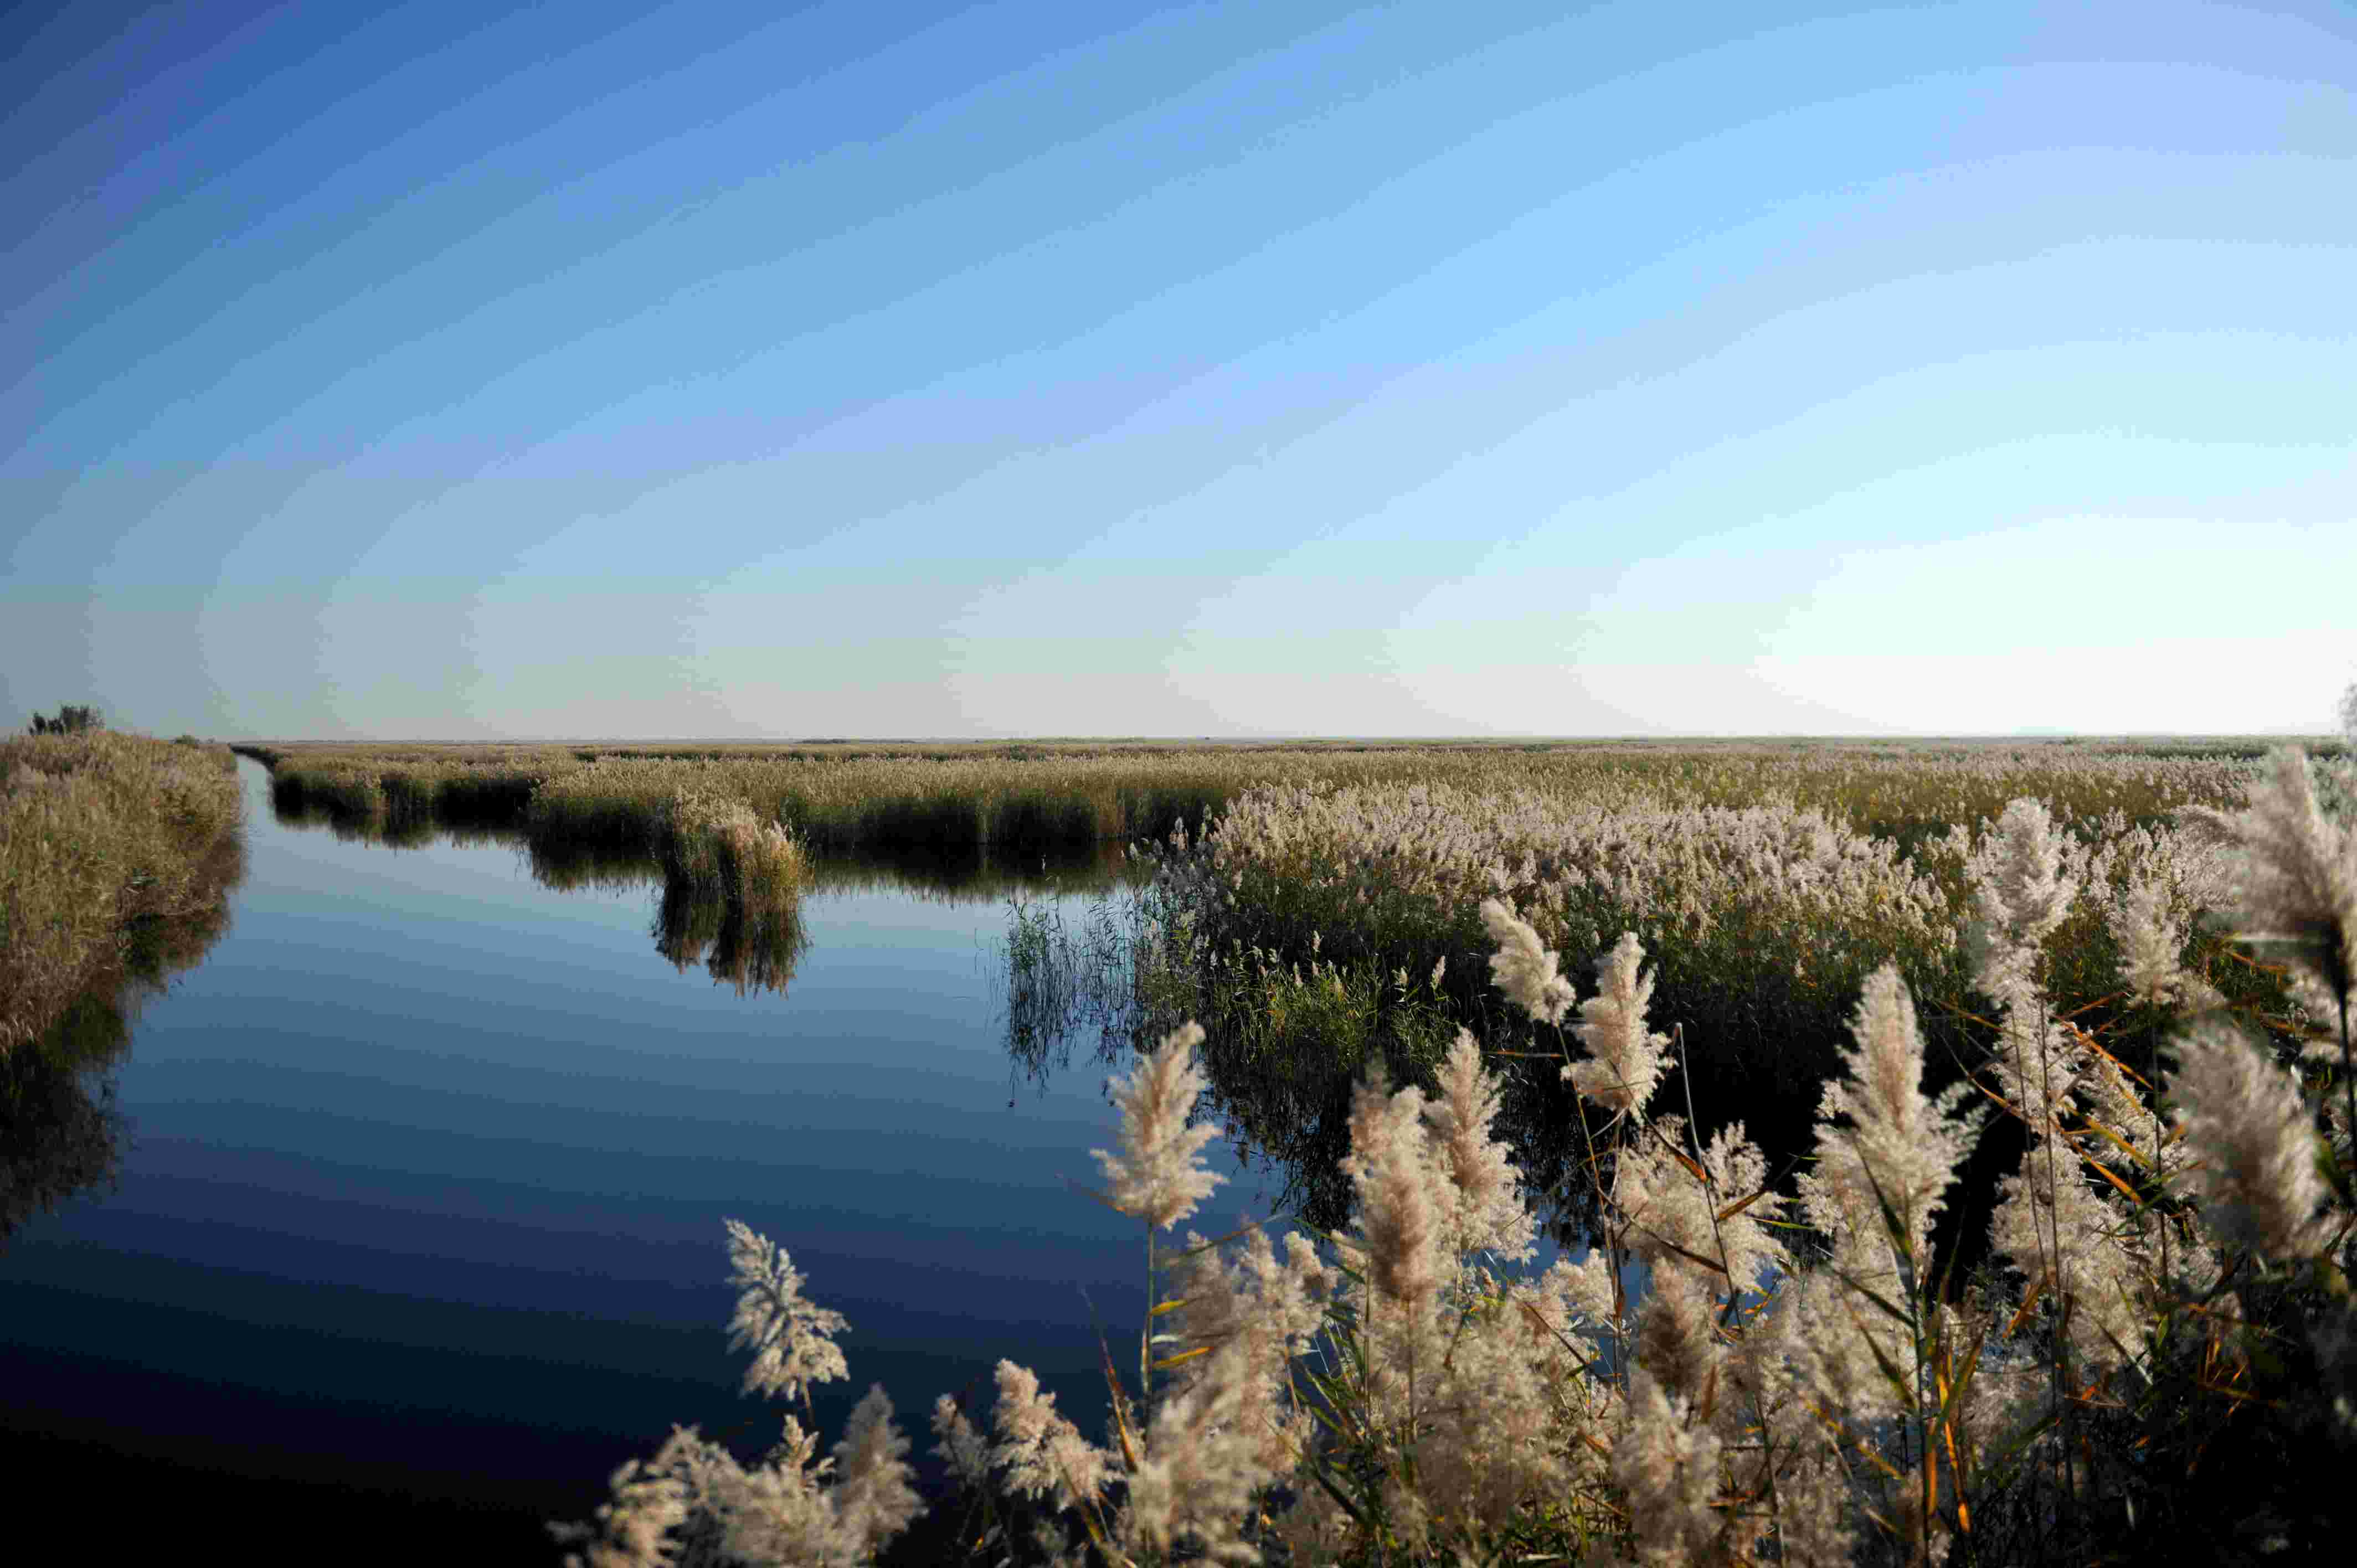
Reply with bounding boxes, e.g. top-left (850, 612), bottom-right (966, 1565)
top-left (557, 733), bottom-right (2357, 1566)
top-left (1, 731), bottom-right (243, 1052)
